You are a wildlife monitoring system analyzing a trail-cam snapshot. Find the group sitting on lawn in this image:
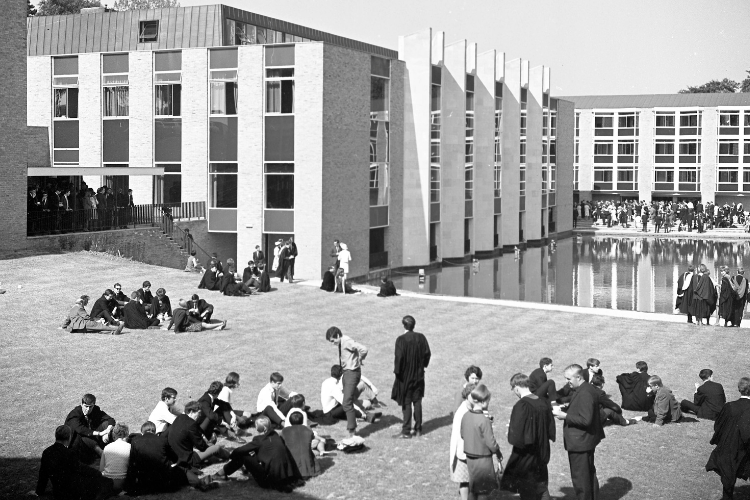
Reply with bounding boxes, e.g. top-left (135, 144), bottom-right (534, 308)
top-left (35, 368), bottom-right (384, 499)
